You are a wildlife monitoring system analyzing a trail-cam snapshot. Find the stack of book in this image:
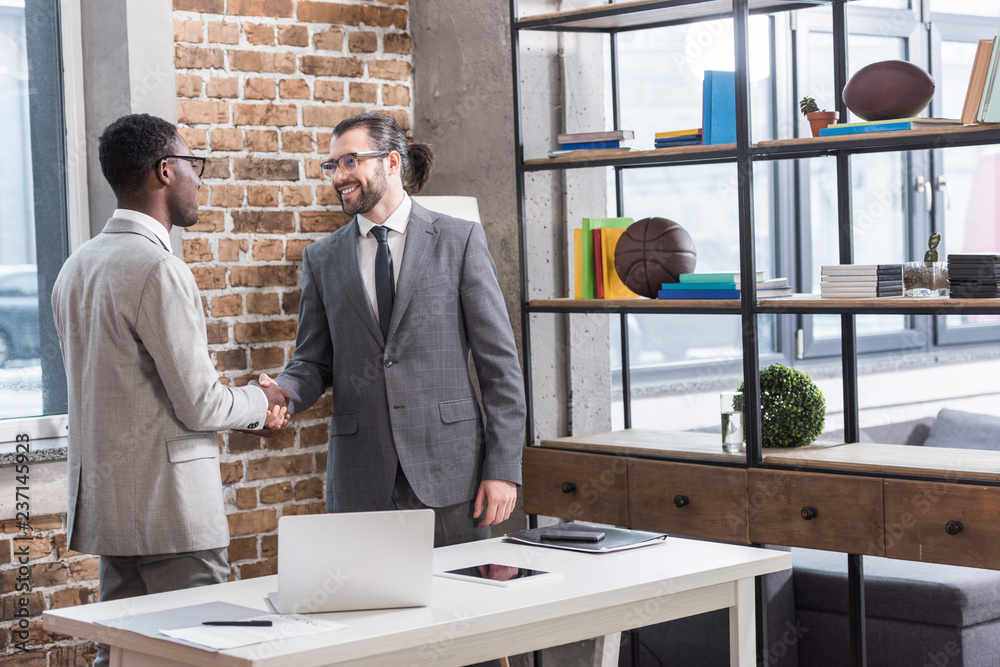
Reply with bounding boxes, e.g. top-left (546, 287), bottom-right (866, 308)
top-left (573, 217), bottom-right (640, 300)
top-left (947, 253), bottom-right (1000, 298)
top-left (658, 272), bottom-right (791, 299)
top-left (820, 265), bottom-right (903, 297)
top-left (654, 129), bottom-right (702, 148)
top-left (818, 117), bottom-right (962, 137)
top-left (961, 34), bottom-right (1000, 124)
top-left (549, 130), bottom-right (634, 157)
